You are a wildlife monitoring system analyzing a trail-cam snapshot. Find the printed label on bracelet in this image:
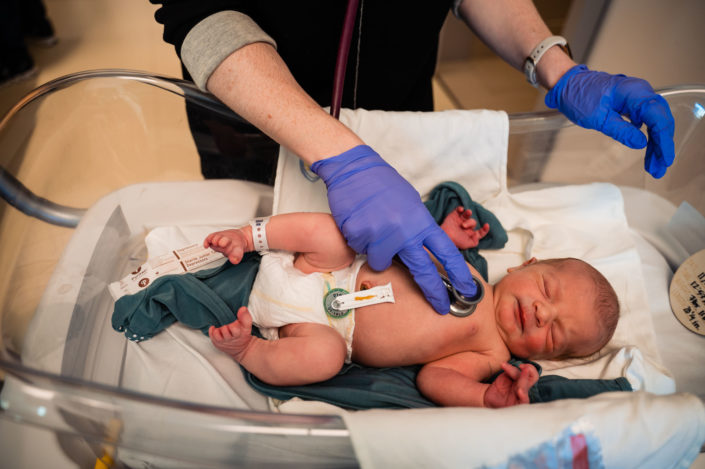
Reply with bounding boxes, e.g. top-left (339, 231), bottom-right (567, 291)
top-left (324, 288), bottom-right (352, 319)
